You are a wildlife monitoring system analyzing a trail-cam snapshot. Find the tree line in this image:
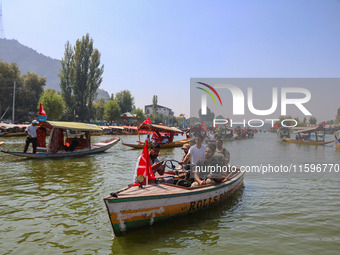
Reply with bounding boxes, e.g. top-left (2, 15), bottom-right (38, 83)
top-left (0, 33), bottom-right (182, 125)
